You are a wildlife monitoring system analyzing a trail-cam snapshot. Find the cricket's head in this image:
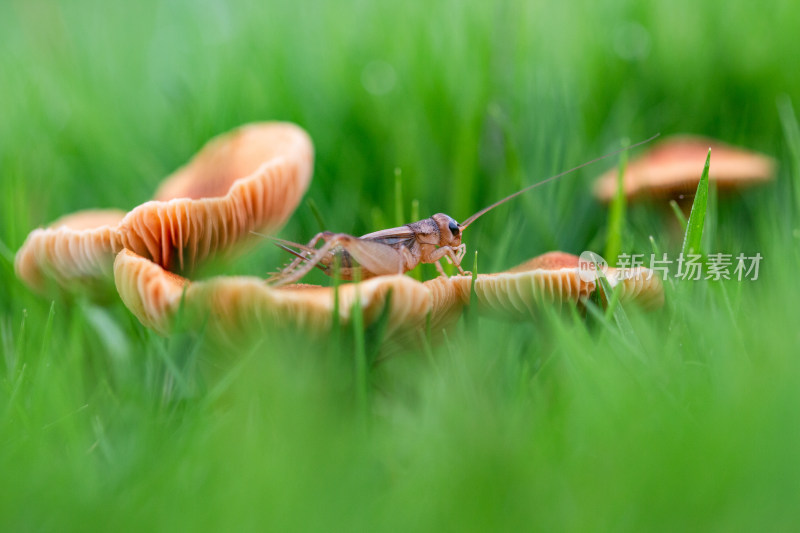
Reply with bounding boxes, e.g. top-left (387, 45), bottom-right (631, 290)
top-left (432, 213), bottom-right (463, 247)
